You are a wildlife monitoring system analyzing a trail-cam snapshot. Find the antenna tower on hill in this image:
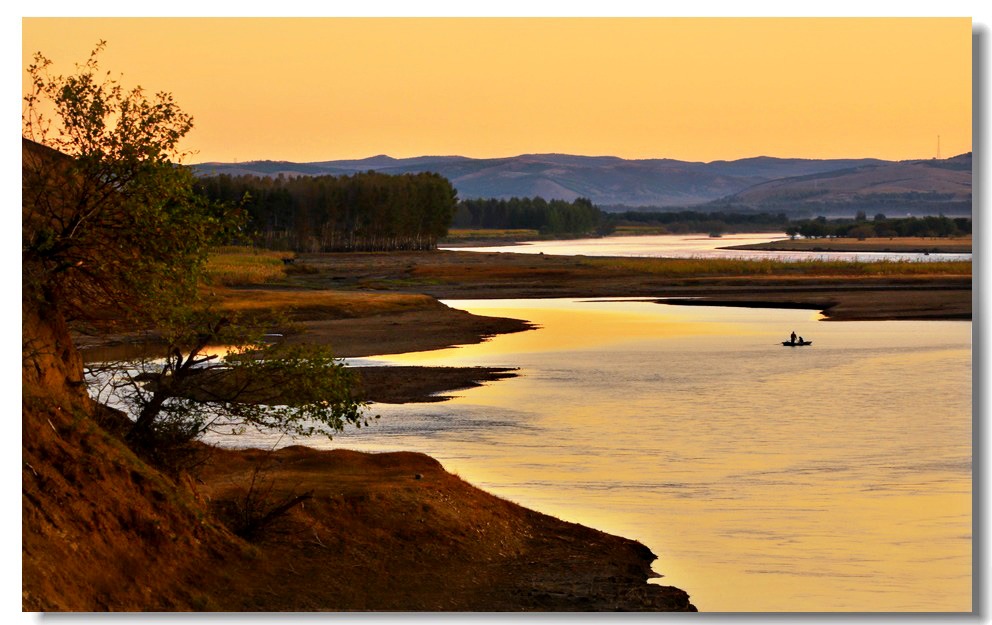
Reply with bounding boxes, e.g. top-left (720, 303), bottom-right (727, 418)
top-left (937, 135), bottom-right (941, 160)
